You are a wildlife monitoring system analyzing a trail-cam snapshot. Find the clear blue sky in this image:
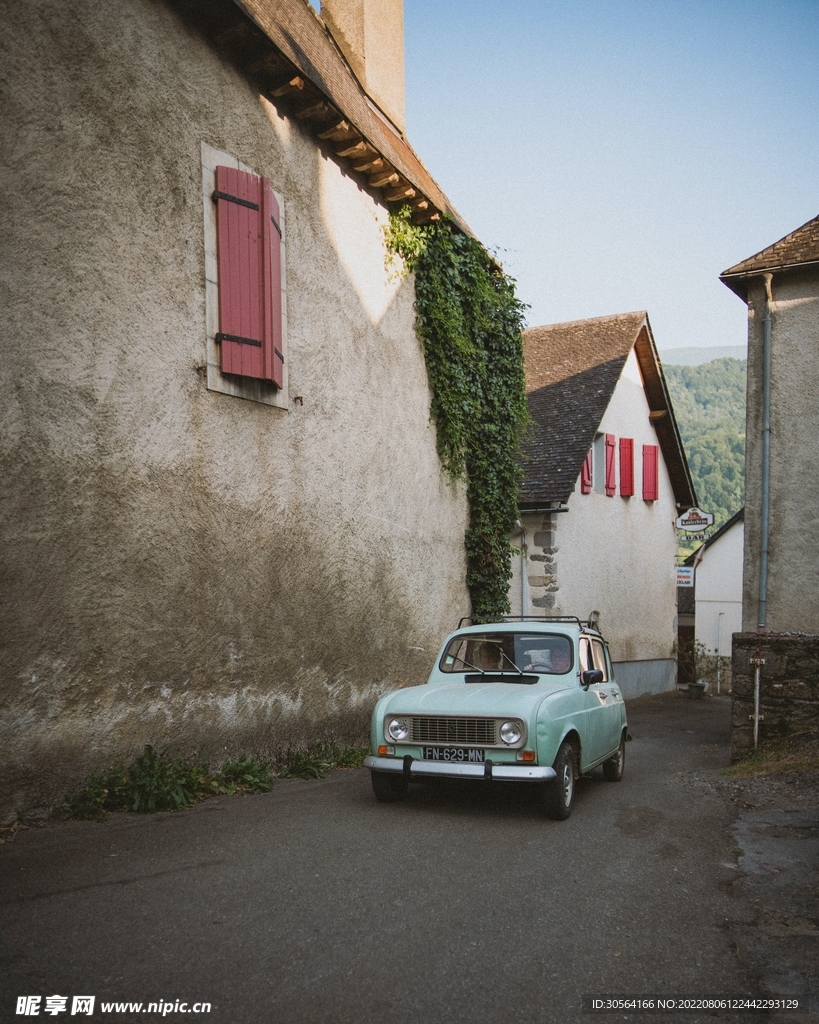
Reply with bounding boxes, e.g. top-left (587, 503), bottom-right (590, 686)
top-left (398, 0), bottom-right (819, 351)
